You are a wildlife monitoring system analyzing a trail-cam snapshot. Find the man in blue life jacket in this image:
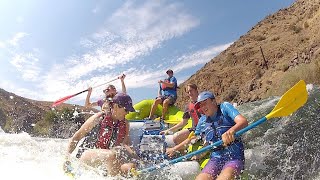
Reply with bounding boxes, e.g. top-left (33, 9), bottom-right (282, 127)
top-left (191, 91), bottom-right (248, 180)
top-left (148, 69), bottom-right (178, 120)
